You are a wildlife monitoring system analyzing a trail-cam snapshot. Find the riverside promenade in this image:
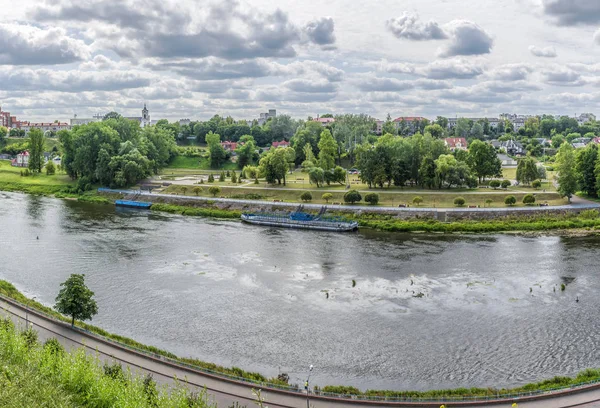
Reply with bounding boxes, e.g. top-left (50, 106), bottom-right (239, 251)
top-left (2, 296), bottom-right (600, 407)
